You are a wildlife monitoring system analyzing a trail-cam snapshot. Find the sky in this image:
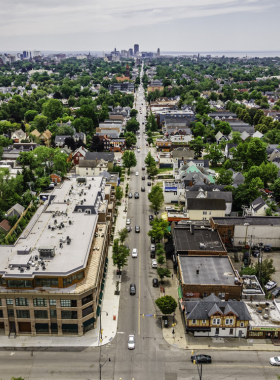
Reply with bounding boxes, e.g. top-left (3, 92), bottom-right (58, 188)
top-left (0, 0), bottom-right (280, 53)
